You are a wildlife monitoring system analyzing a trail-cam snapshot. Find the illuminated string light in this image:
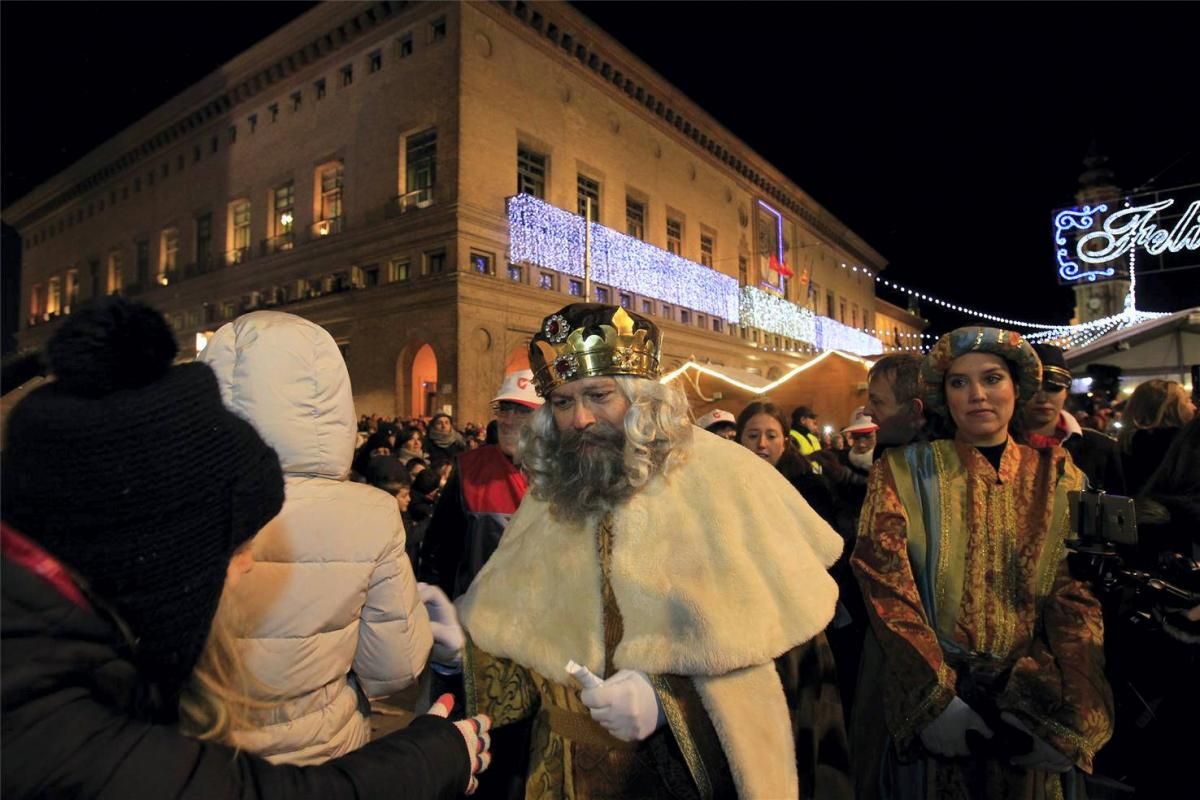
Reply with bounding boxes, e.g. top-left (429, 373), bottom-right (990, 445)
top-left (739, 287), bottom-right (883, 356)
top-left (660, 349), bottom-right (876, 394)
top-left (508, 194), bottom-right (740, 321)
